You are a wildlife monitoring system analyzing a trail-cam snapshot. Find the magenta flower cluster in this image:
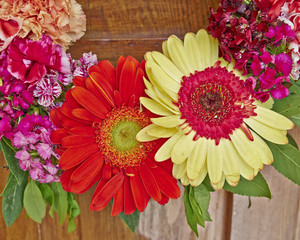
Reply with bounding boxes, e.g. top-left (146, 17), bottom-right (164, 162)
top-left (13, 114), bottom-right (60, 183)
top-left (208, 0), bottom-right (297, 102)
